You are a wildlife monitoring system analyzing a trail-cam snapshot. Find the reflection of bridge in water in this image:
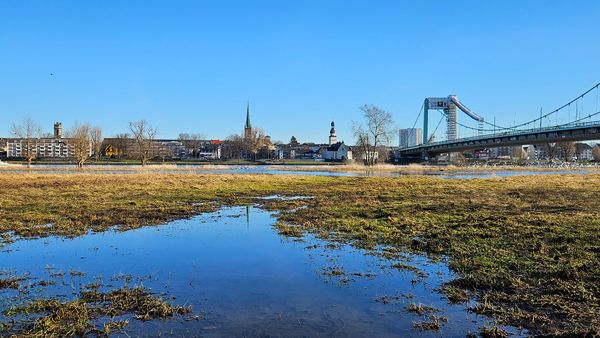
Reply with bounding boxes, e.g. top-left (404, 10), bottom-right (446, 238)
top-left (397, 83), bottom-right (600, 159)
